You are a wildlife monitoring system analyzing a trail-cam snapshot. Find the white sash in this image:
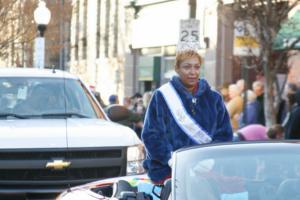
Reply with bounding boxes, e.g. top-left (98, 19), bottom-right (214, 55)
top-left (159, 82), bottom-right (212, 144)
